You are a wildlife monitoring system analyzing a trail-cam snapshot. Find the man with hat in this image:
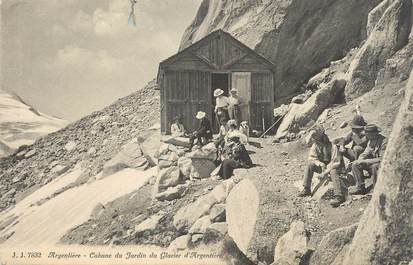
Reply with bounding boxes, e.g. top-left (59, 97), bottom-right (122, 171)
top-left (218, 131), bottom-right (253, 179)
top-left (189, 111), bottom-right (213, 151)
top-left (349, 123), bottom-right (385, 195)
top-left (214, 88), bottom-right (230, 126)
top-left (228, 88), bottom-right (242, 125)
top-left (299, 126), bottom-right (332, 197)
top-left (338, 115), bottom-right (368, 161)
